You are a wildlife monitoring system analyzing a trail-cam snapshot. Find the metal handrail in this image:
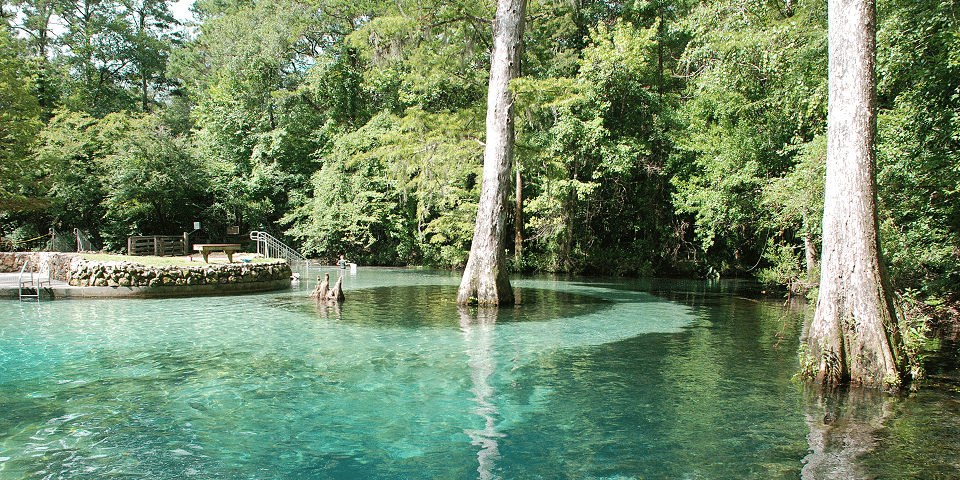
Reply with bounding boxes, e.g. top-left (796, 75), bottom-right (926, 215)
top-left (74, 228), bottom-right (93, 252)
top-left (249, 231), bottom-right (310, 276)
